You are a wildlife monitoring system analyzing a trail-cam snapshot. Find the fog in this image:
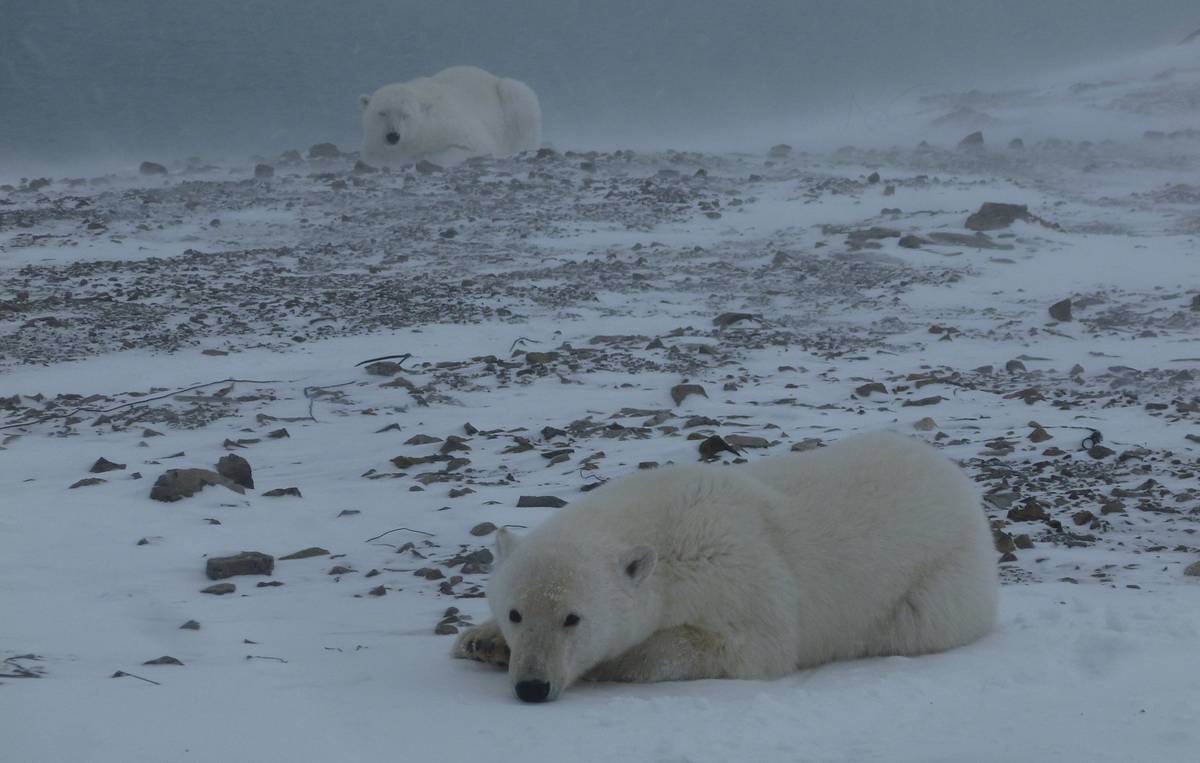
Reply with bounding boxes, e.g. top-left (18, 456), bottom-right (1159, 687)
top-left (1, 0), bottom-right (1195, 164)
